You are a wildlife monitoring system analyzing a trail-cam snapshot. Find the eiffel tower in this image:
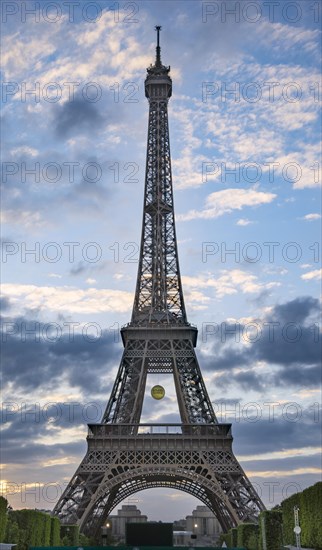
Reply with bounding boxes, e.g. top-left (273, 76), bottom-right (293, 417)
top-left (53, 27), bottom-right (265, 538)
